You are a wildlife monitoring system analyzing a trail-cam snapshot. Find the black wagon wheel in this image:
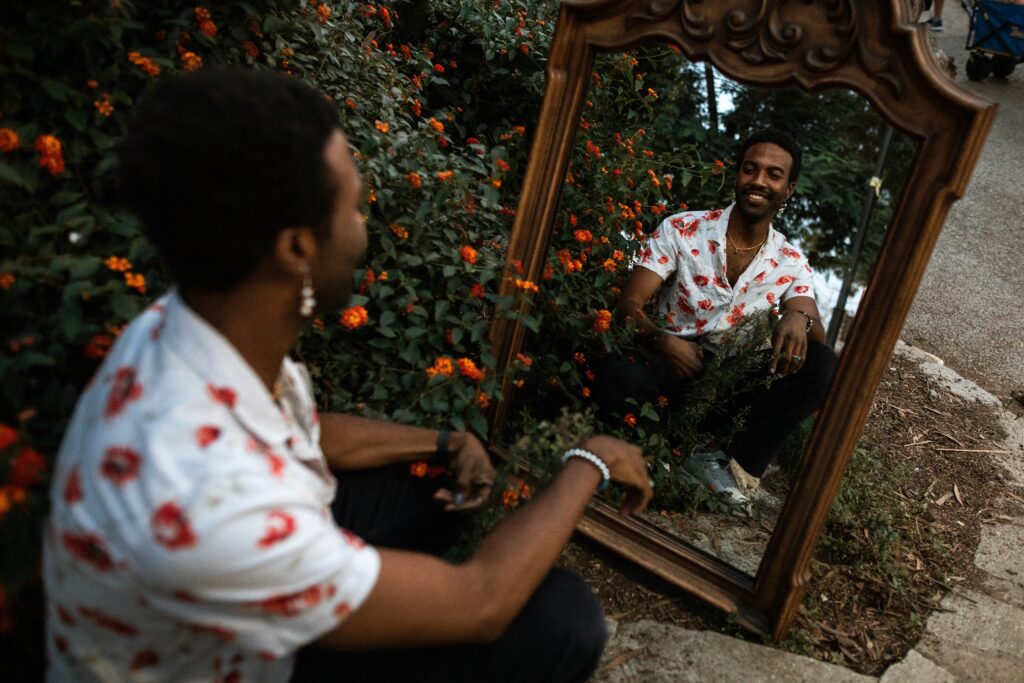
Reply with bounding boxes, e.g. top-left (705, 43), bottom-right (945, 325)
top-left (992, 54), bottom-right (1017, 78)
top-left (966, 53), bottom-right (993, 81)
